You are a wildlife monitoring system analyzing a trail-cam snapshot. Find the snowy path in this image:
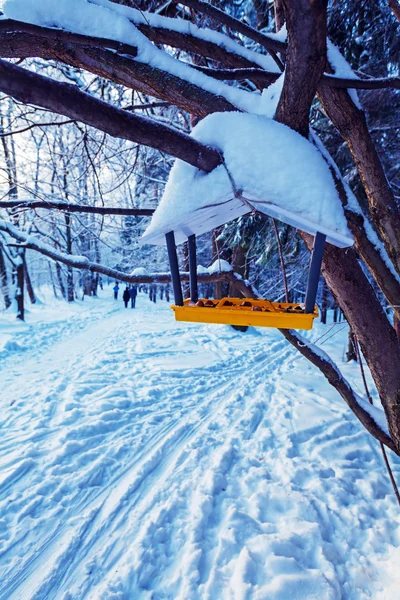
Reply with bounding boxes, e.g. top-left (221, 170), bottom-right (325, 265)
top-left (0, 296), bottom-right (399, 599)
